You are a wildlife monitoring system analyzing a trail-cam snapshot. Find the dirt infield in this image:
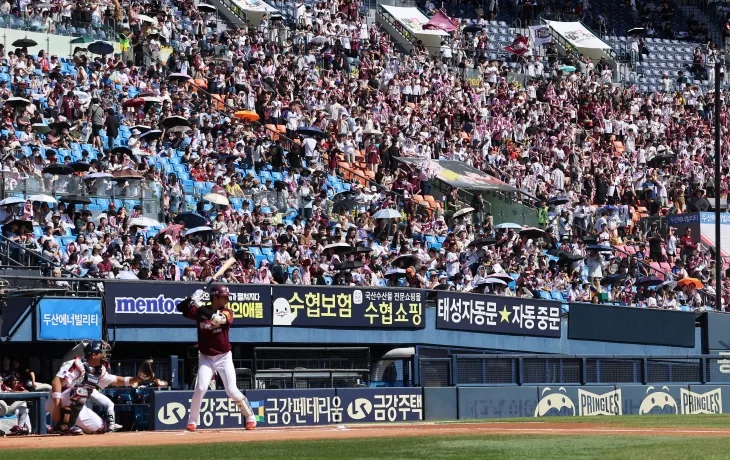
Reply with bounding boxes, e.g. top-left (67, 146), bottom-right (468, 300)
top-left (3, 421), bottom-right (730, 449)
